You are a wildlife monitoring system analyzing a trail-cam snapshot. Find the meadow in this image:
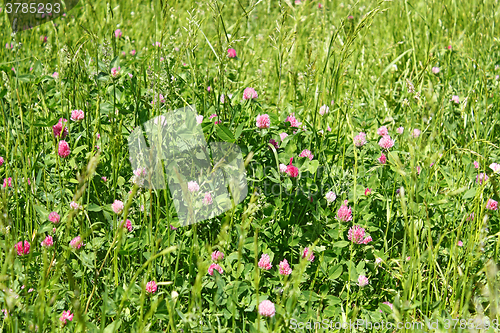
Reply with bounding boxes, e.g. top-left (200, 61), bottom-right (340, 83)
top-left (0, 0), bottom-right (500, 331)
